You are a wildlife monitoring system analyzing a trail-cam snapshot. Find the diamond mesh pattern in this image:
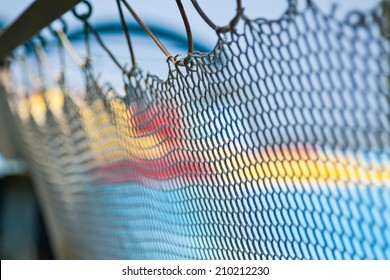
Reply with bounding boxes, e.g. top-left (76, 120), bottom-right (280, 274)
top-left (2, 2), bottom-right (390, 259)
